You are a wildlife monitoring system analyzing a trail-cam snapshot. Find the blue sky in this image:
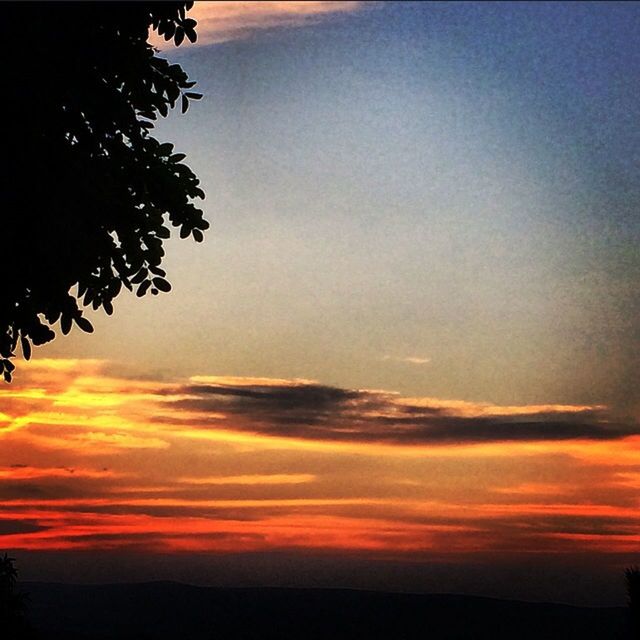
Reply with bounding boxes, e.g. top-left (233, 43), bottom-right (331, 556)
top-left (44, 1), bottom-right (640, 414)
